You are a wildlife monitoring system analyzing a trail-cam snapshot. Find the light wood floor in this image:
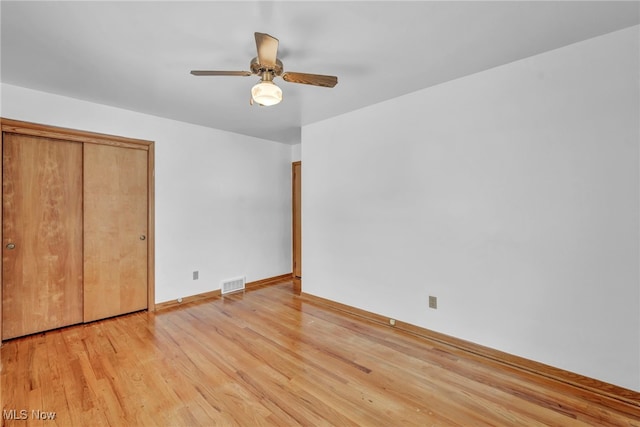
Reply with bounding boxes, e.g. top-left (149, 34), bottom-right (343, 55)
top-left (2, 281), bottom-right (639, 426)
